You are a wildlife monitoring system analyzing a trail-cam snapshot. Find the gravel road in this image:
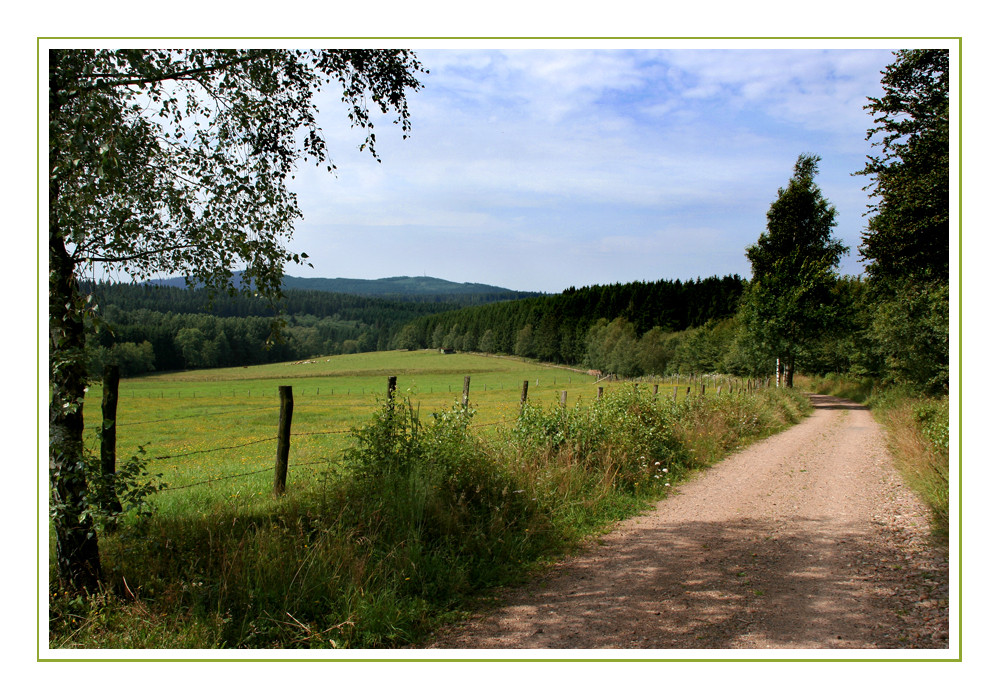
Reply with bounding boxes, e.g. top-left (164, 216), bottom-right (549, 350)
top-left (427, 394), bottom-right (949, 650)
